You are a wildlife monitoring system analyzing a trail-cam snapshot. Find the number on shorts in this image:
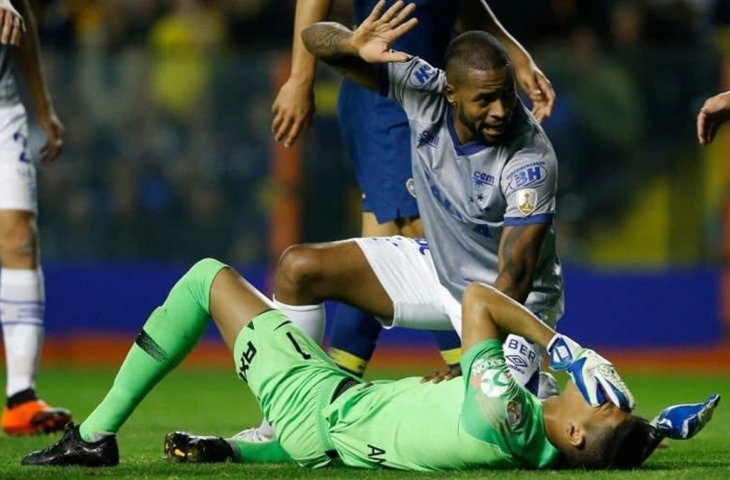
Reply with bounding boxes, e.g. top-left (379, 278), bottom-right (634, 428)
top-left (286, 332), bottom-right (312, 360)
top-left (13, 131), bottom-right (29, 164)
